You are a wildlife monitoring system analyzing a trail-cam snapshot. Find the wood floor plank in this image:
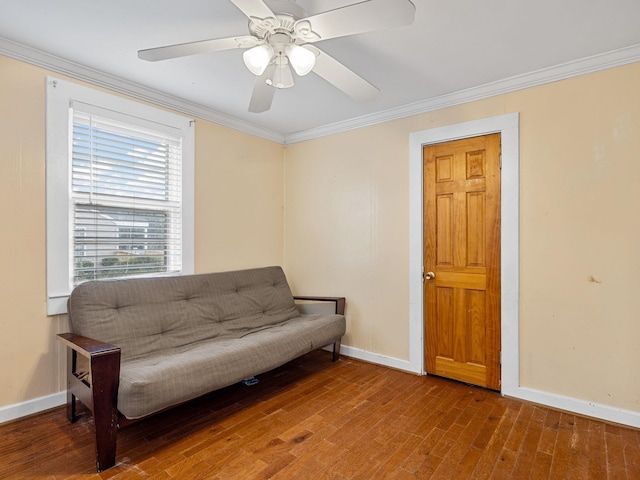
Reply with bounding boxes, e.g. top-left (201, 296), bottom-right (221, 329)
top-left (376, 433), bottom-right (423, 474)
top-left (469, 404), bottom-right (519, 479)
top-left (510, 412), bottom-right (544, 479)
top-left (548, 413), bottom-right (575, 479)
top-left (0, 350), bottom-right (638, 480)
top-left (452, 445), bottom-right (484, 479)
top-left (537, 425), bottom-right (558, 456)
top-left (489, 447), bottom-right (518, 479)
top-left (504, 403), bottom-right (535, 452)
top-left (606, 430), bottom-right (628, 480)
top-left (568, 415), bottom-right (590, 479)
top-left (400, 426), bottom-right (446, 474)
top-left (621, 427), bottom-right (640, 475)
top-left (588, 420), bottom-right (608, 480)
top-left (529, 451), bottom-right (553, 480)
